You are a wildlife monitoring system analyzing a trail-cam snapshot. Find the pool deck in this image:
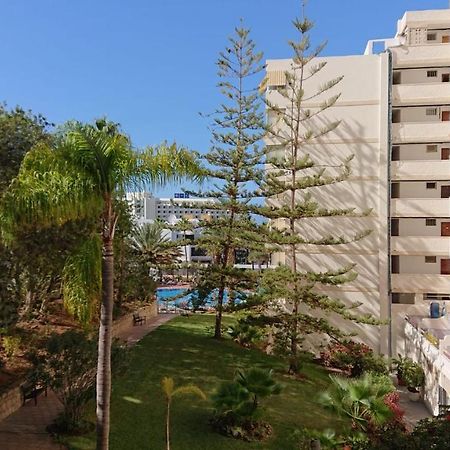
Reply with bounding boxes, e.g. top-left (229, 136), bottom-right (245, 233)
top-left (158, 284), bottom-right (191, 290)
